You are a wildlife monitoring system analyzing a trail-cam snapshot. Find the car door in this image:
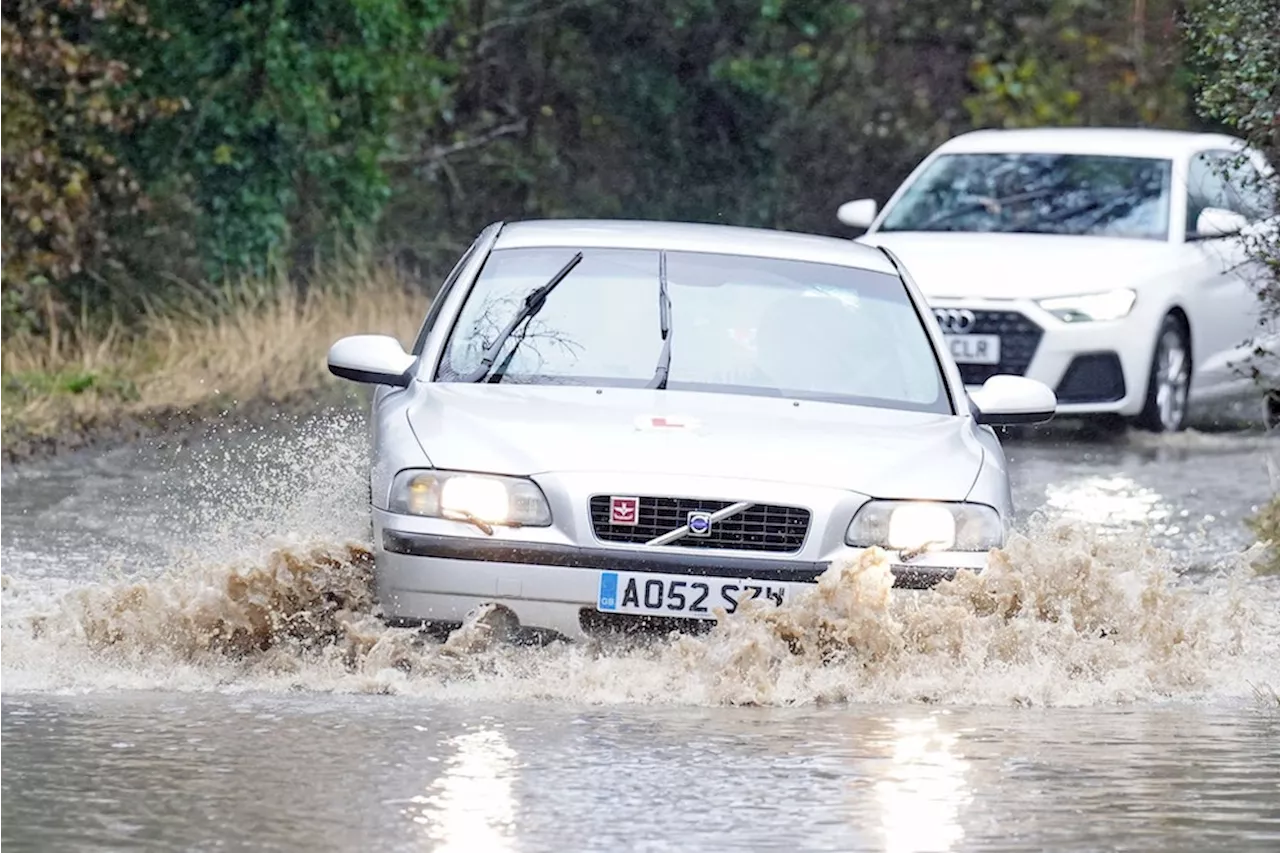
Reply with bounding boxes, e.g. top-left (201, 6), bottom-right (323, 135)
top-left (1181, 149), bottom-right (1274, 396)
